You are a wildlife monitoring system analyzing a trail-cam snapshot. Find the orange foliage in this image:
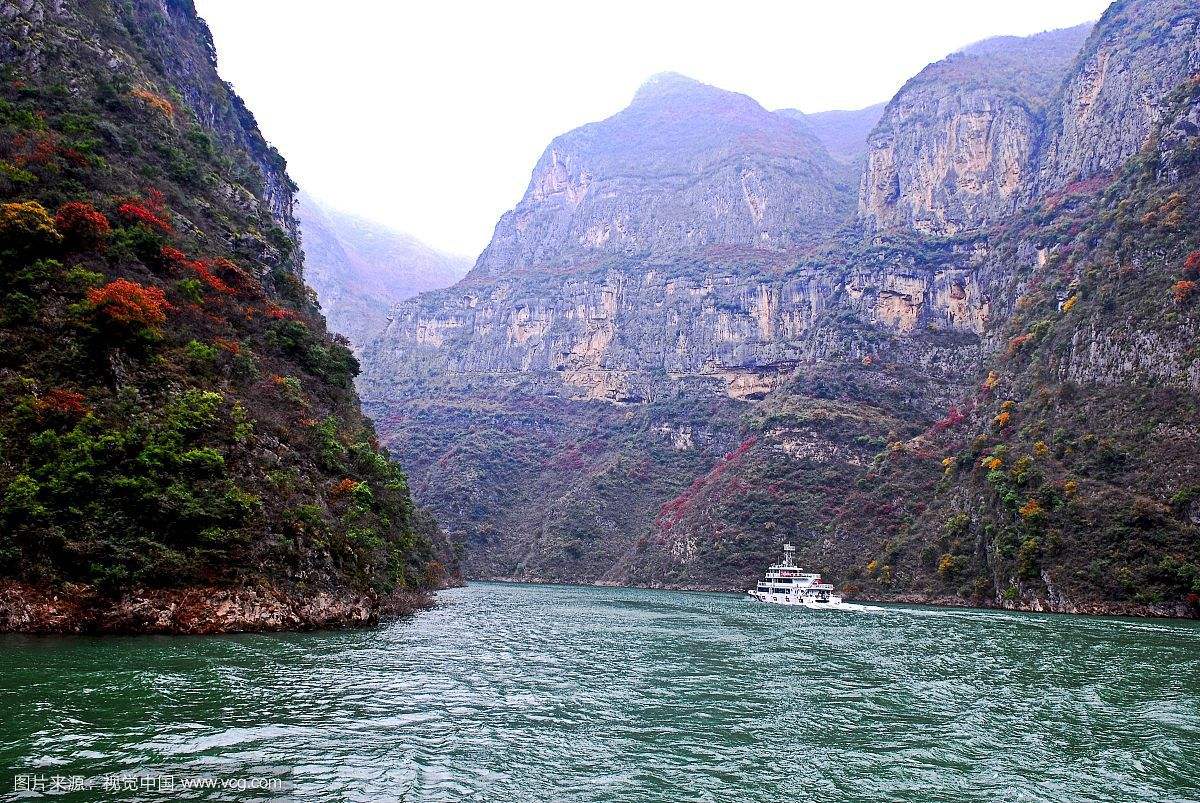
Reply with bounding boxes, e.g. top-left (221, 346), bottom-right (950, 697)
top-left (1183, 251), bottom-right (1200, 279)
top-left (1019, 498), bottom-right (1045, 519)
top-left (87, 279), bottom-right (172, 328)
top-left (1172, 279), bottom-right (1197, 305)
top-left (131, 88), bottom-right (175, 120)
top-left (1006, 334), bottom-right (1032, 357)
top-left (330, 478), bottom-right (359, 499)
top-left (36, 388), bottom-right (90, 420)
top-left (993, 411), bottom-right (1011, 429)
top-left (213, 337), bottom-right (241, 355)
